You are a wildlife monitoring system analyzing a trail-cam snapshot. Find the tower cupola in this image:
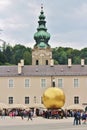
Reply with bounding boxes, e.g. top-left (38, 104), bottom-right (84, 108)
top-left (34, 5), bottom-right (51, 48)
top-left (32, 5), bottom-right (52, 66)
